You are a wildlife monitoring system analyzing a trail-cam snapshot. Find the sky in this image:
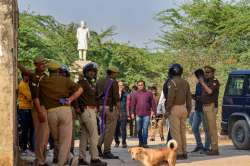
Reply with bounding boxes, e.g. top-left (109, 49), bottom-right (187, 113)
top-left (19, 0), bottom-right (185, 49)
